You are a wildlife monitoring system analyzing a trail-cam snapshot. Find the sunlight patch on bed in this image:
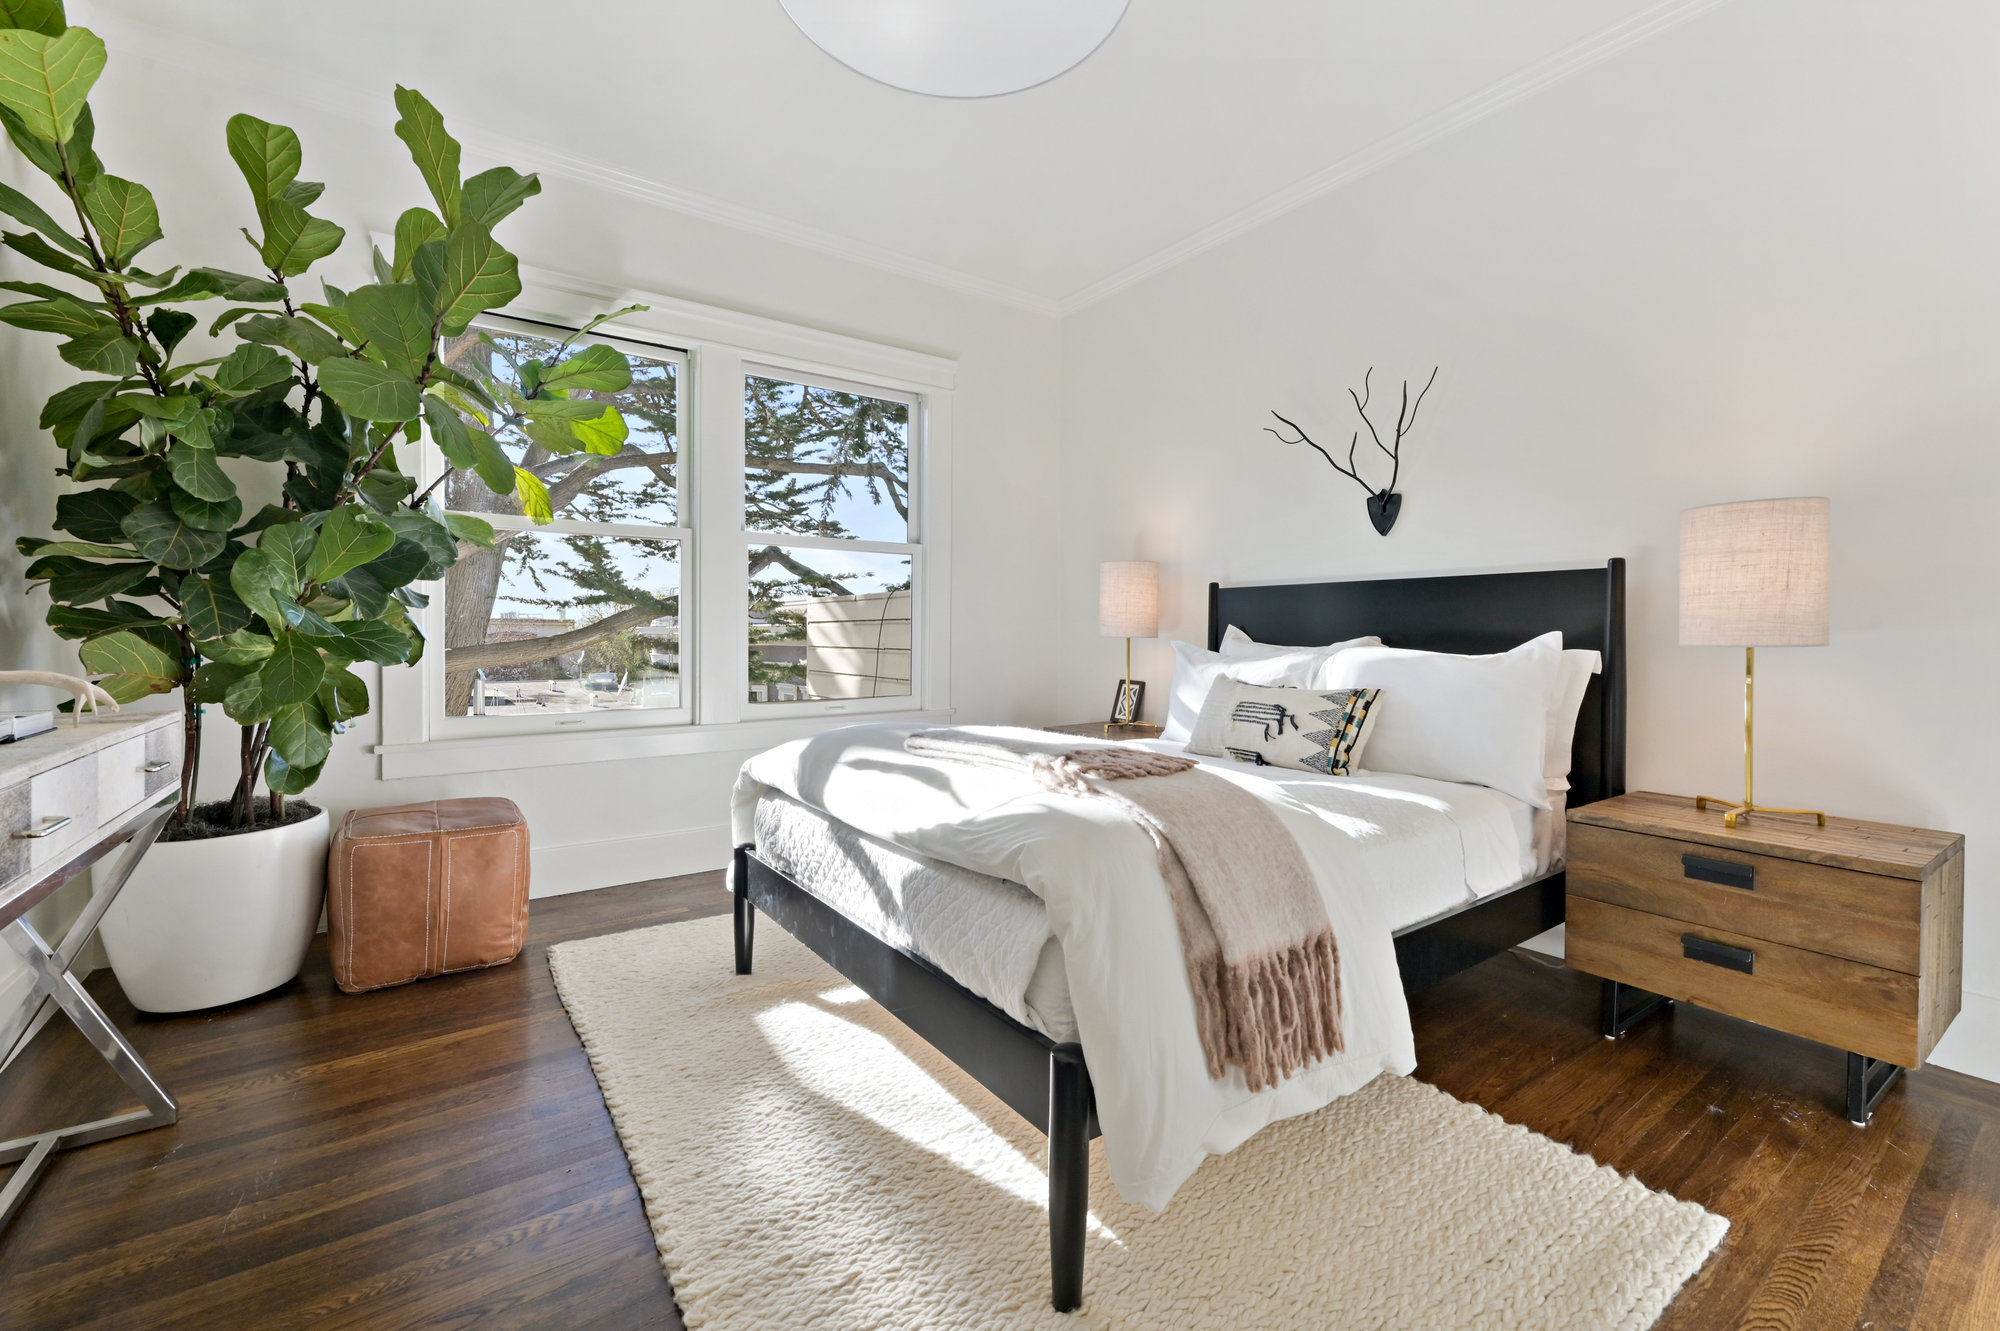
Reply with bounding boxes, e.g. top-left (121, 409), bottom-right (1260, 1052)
top-left (756, 1000), bottom-right (1119, 1241)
